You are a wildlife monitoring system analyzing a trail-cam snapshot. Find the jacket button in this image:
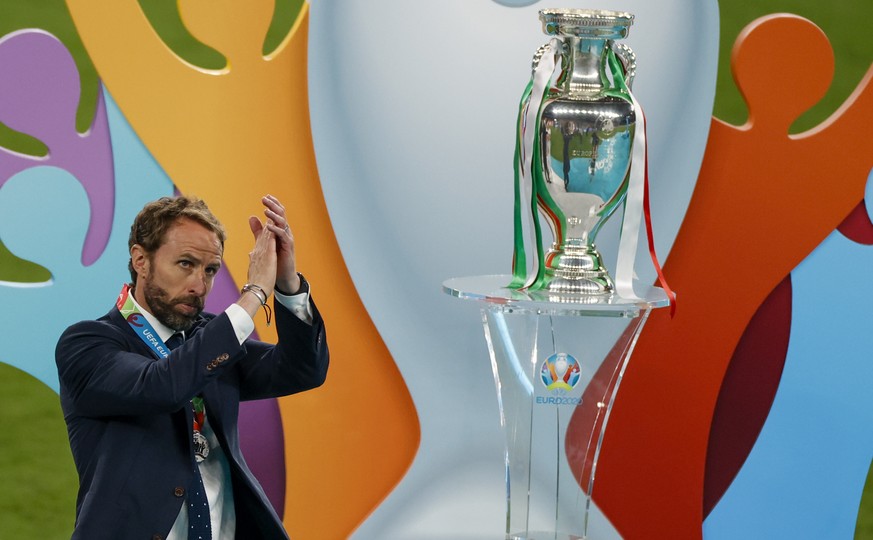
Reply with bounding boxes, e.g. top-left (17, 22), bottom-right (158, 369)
top-left (174, 487), bottom-right (185, 497)
top-left (153, 535), bottom-right (163, 540)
